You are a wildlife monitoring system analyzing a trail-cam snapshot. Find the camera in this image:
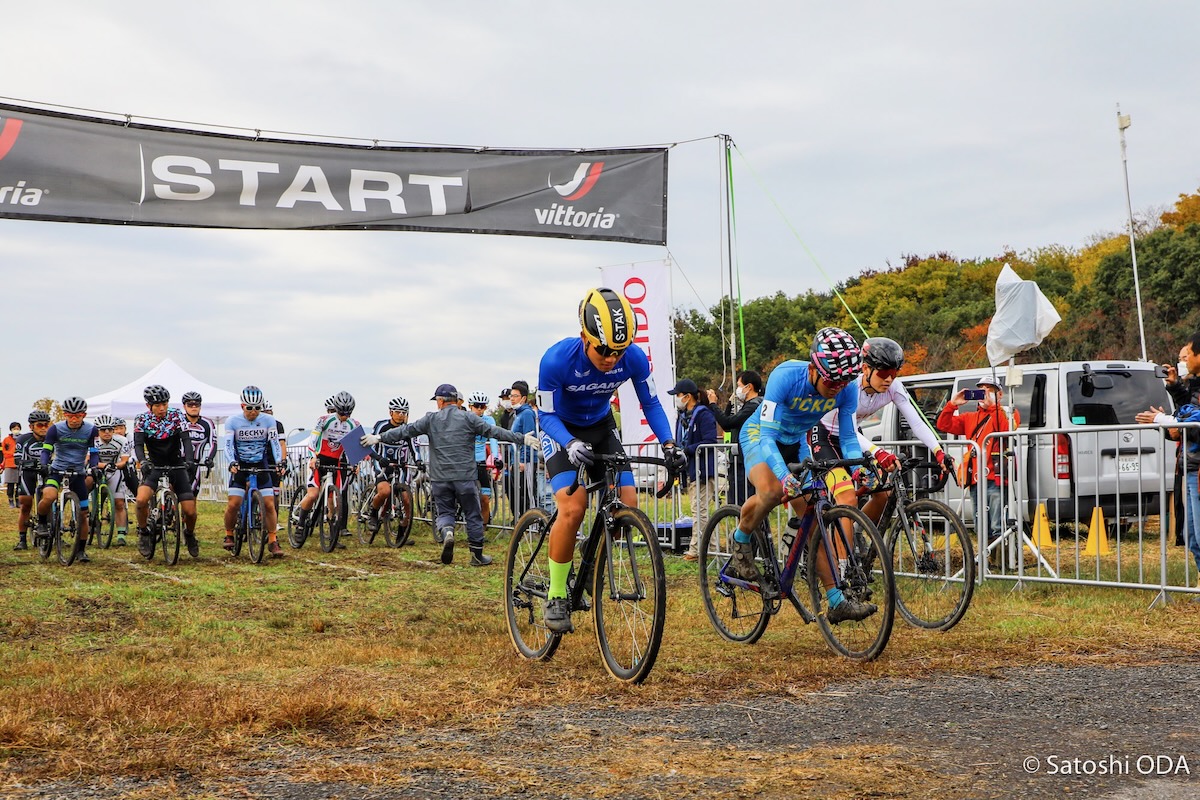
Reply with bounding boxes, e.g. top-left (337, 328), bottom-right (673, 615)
top-left (964, 389), bottom-right (986, 401)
